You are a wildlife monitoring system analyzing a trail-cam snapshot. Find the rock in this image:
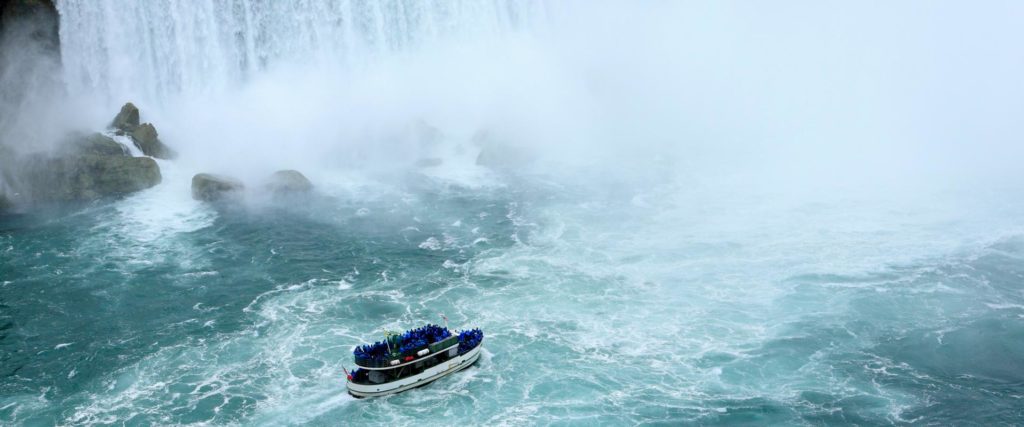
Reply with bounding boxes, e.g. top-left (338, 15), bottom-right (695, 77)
top-left (414, 158), bottom-right (443, 168)
top-left (64, 133), bottom-right (128, 157)
top-left (108, 103), bottom-right (178, 159)
top-left (192, 173), bottom-right (244, 202)
top-left (0, 192), bottom-right (11, 212)
top-left (412, 120), bottom-right (443, 147)
top-left (0, 134), bottom-right (160, 205)
top-left (474, 132), bottom-right (534, 169)
top-left (130, 123), bottom-right (176, 159)
top-left (111, 102), bottom-right (140, 132)
top-left (266, 170), bottom-right (312, 194)
top-left (20, 154), bottom-right (161, 201)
